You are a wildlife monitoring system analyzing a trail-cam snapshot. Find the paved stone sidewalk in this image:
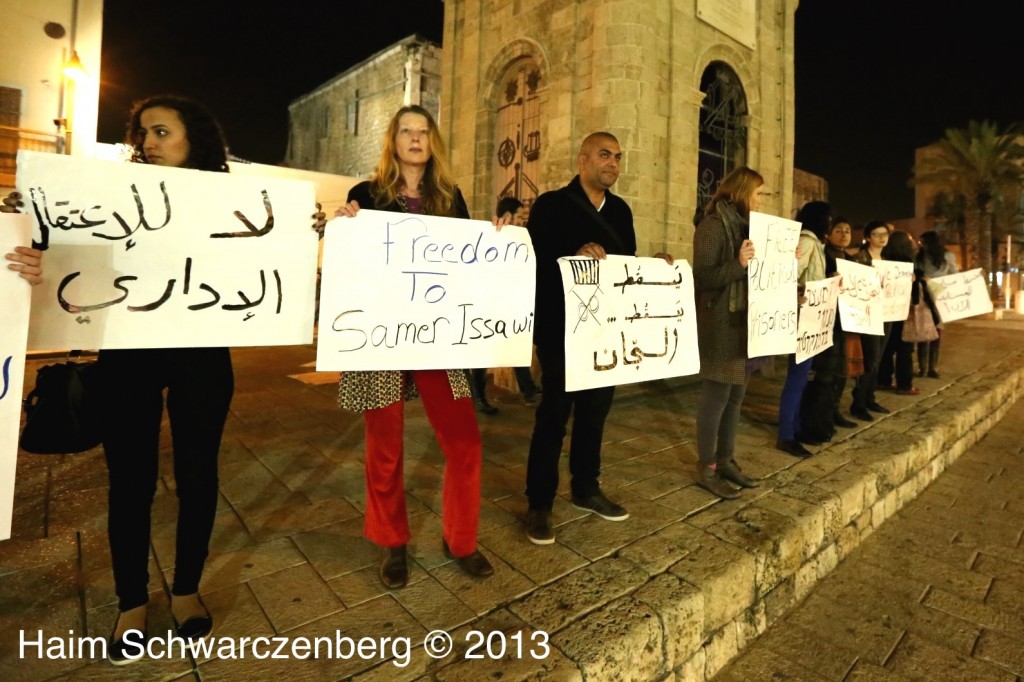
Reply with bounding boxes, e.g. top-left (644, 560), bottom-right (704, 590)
top-left (1, 318), bottom-right (1023, 680)
top-left (714, 395), bottom-right (1024, 682)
